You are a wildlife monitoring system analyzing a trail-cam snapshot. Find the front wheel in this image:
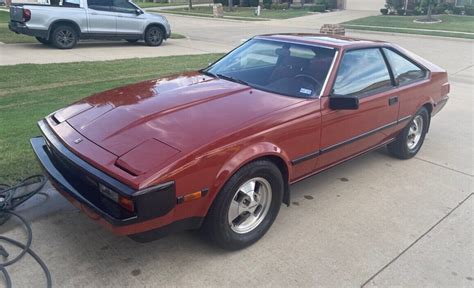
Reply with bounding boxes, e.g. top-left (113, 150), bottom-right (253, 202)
top-left (388, 107), bottom-right (429, 159)
top-left (51, 25), bottom-right (78, 49)
top-left (202, 160), bottom-right (284, 250)
top-left (35, 37), bottom-right (51, 45)
top-left (144, 26), bottom-right (164, 47)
